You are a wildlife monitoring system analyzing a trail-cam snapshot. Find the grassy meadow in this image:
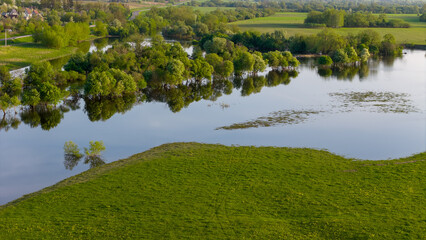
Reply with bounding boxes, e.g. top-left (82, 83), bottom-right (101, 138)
top-left (0, 43), bottom-right (79, 69)
top-left (0, 35), bottom-right (100, 70)
top-left (231, 12), bottom-right (426, 45)
top-left (0, 143), bottom-right (424, 239)
top-left (191, 6), bottom-right (236, 13)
